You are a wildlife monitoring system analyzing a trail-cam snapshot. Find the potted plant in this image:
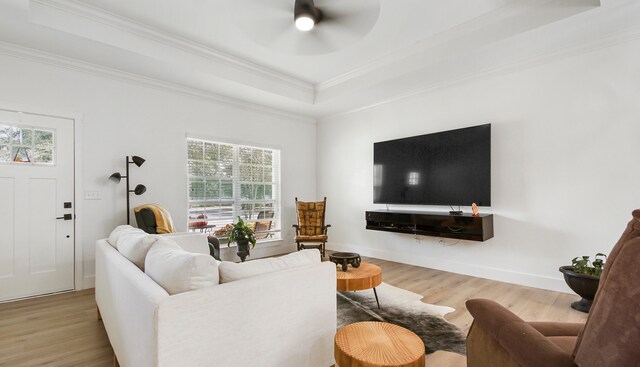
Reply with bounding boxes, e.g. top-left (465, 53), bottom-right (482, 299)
top-left (228, 216), bottom-right (256, 262)
top-left (559, 253), bottom-right (607, 313)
